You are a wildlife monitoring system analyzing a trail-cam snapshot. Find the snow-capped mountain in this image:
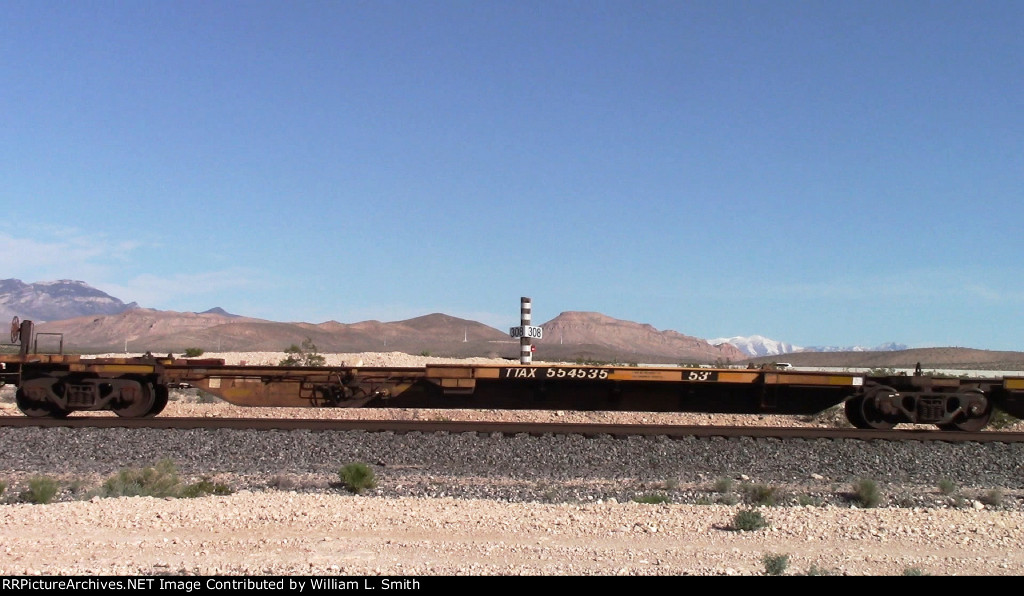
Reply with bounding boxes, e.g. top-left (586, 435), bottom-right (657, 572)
top-left (709, 335), bottom-right (803, 357)
top-left (711, 334), bottom-right (908, 357)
